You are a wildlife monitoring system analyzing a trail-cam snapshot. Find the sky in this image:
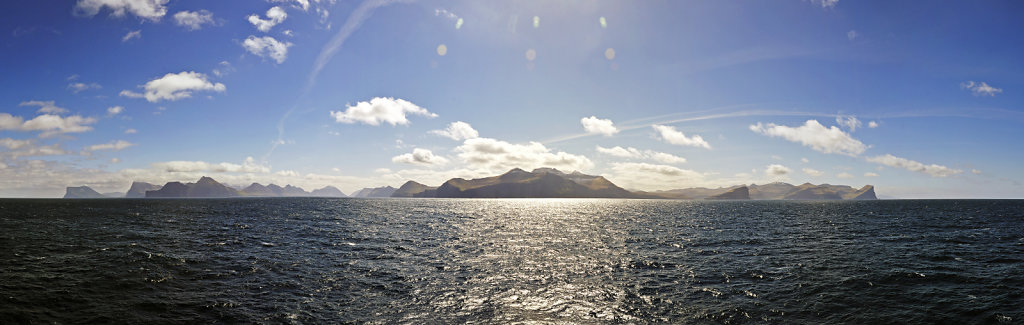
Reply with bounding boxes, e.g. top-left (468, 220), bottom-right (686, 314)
top-left (2, 0), bottom-right (1023, 198)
